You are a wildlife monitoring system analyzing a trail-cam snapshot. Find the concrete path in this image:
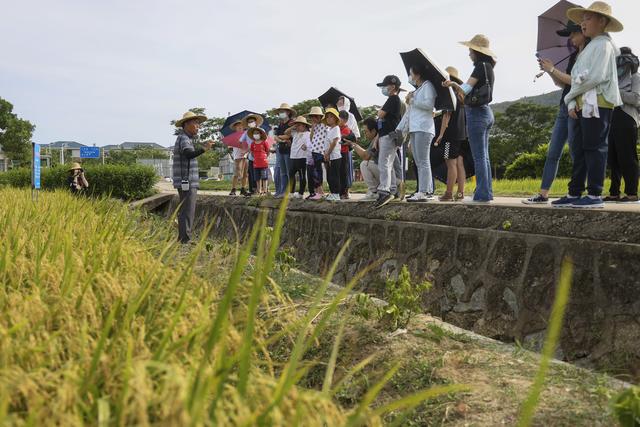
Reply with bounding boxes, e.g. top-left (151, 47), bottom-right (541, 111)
top-left (155, 181), bottom-right (640, 213)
